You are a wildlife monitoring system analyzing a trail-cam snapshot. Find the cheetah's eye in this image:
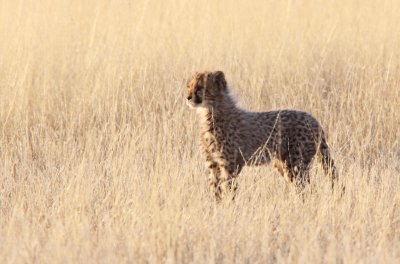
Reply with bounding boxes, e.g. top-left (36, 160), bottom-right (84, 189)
top-left (195, 88), bottom-right (202, 97)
